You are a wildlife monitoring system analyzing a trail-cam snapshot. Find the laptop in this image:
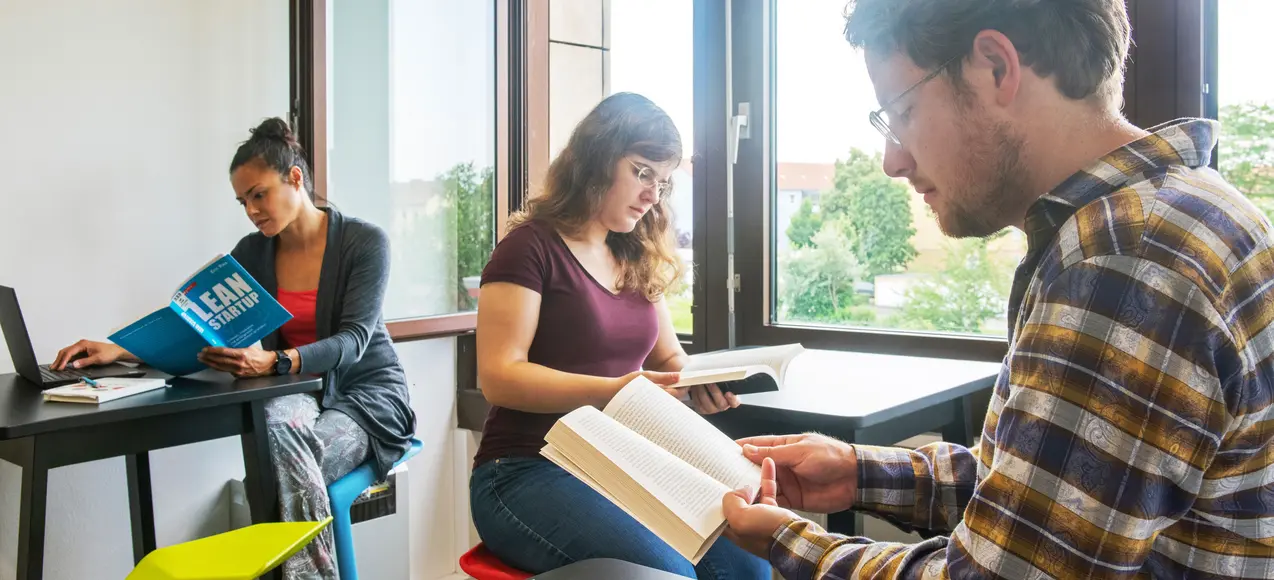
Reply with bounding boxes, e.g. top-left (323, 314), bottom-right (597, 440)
top-left (0, 285), bottom-right (146, 387)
